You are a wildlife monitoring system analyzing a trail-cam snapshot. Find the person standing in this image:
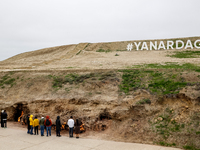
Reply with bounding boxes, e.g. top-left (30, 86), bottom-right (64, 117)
top-left (56, 116), bottom-right (61, 137)
top-left (39, 117), bottom-right (45, 136)
top-left (26, 114), bottom-right (30, 134)
top-left (29, 115), bottom-right (34, 135)
top-left (33, 116), bottom-right (39, 135)
top-left (44, 116), bottom-right (52, 137)
top-left (67, 116), bottom-right (74, 138)
top-left (2, 110), bottom-right (7, 128)
top-left (75, 119), bottom-right (81, 139)
top-left (1, 110), bottom-right (4, 128)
